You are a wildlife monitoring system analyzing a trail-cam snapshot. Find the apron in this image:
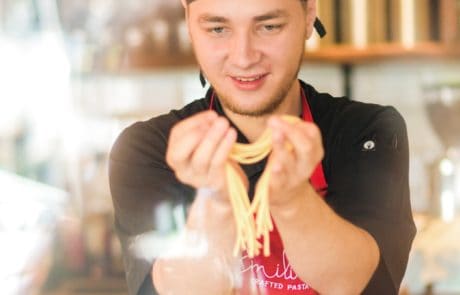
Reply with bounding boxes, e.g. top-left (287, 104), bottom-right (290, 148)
top-left (209, 88), bottom-right (328, 294)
